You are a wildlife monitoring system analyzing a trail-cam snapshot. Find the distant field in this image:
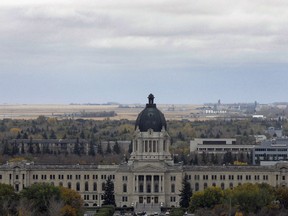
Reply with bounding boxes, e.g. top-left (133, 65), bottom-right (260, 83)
top-left (0, 104), bottom-right (201, 120)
